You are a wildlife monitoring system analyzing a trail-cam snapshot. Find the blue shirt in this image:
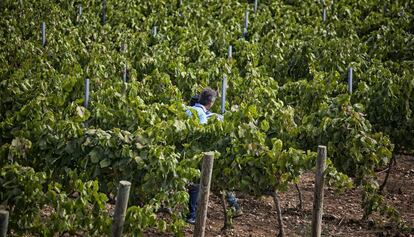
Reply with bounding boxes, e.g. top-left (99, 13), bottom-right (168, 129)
top-left (186, 103), bottom-right (208, 124)
top-left (186, 103), bottom-right (224, 124)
